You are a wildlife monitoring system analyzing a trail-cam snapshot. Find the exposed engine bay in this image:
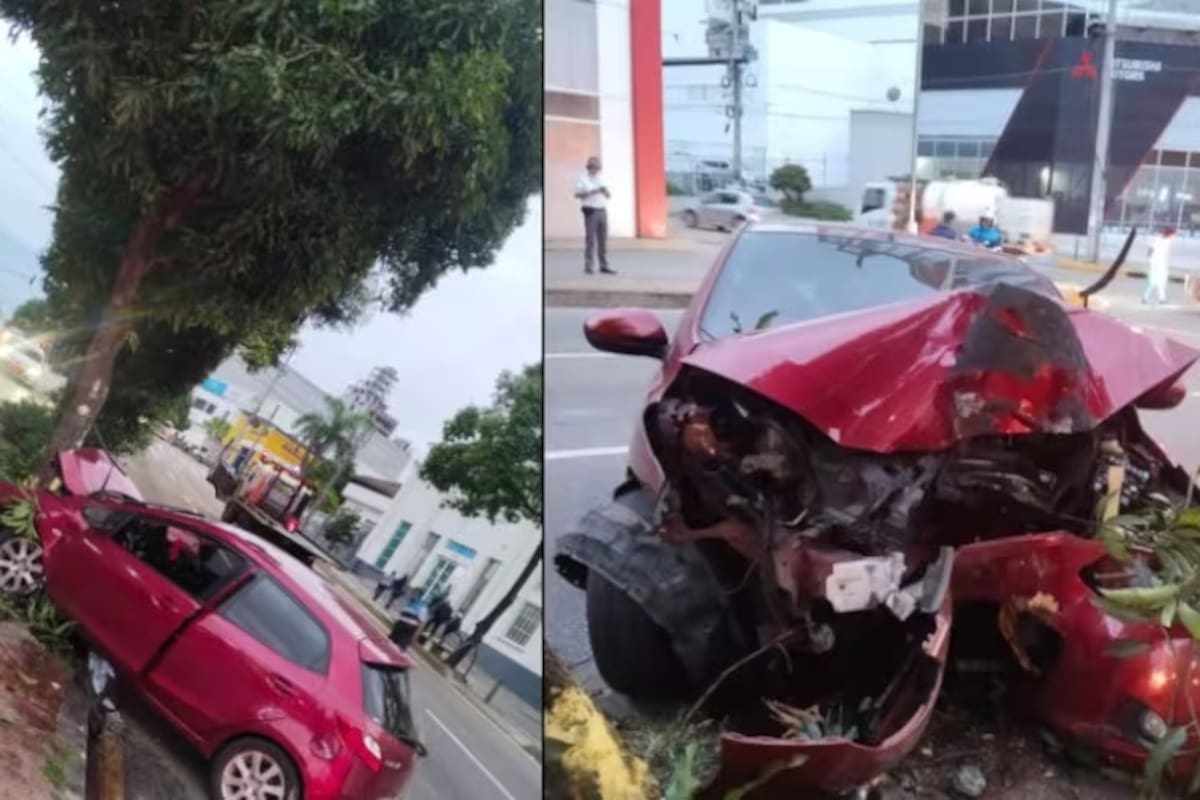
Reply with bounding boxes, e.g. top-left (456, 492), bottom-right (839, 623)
top-left (646, 367), bottom-right (1175, 745)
